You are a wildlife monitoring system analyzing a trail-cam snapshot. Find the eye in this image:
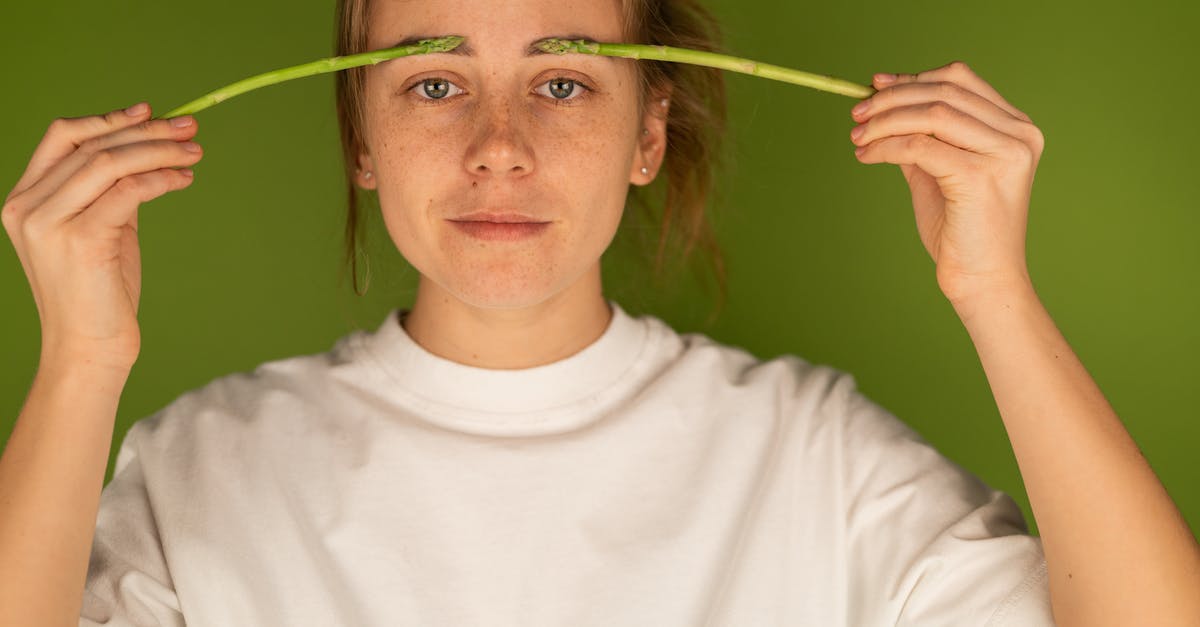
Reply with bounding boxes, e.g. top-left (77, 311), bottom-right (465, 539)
top-left (409, 77), bottom-right (465, 101)
top-left (535, 77), bottom-right (591, 103)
